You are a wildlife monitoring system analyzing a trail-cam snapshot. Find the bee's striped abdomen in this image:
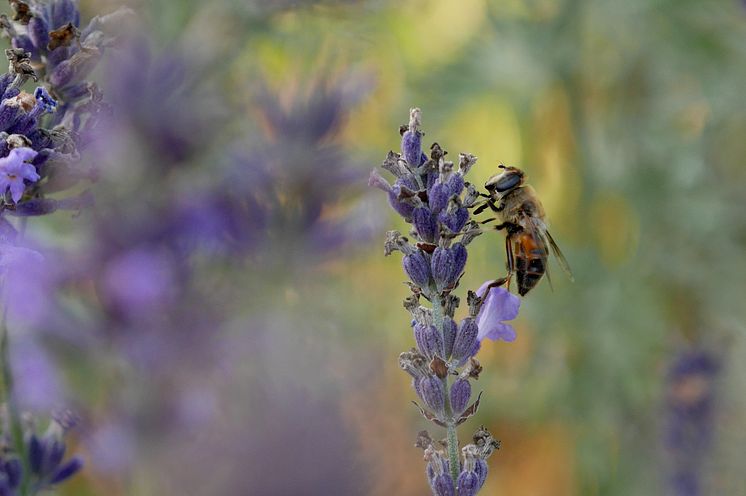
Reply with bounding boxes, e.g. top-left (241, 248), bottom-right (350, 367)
top-left (513, 232), bottom-right (547, 296)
